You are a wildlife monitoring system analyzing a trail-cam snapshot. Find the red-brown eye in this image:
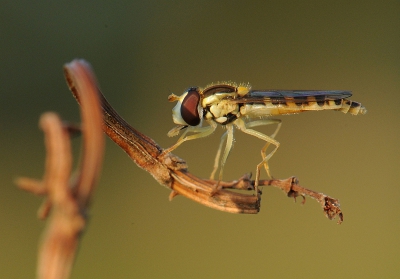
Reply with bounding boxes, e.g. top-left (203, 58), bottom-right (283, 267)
top-left (181, 88), bottom-right (201, 126)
